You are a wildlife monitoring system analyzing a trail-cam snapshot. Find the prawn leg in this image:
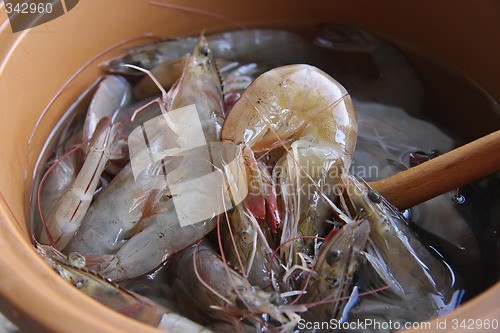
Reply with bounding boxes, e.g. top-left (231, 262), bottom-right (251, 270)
top-left (239, 146), bottom-right (281, 232)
